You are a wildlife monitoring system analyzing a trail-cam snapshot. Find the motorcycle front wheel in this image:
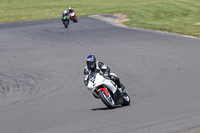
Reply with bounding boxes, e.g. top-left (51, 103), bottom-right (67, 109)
top-left (63, 20), bottom-right (69, 28)
top-left (98, 90), bottom-right (115, 109)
